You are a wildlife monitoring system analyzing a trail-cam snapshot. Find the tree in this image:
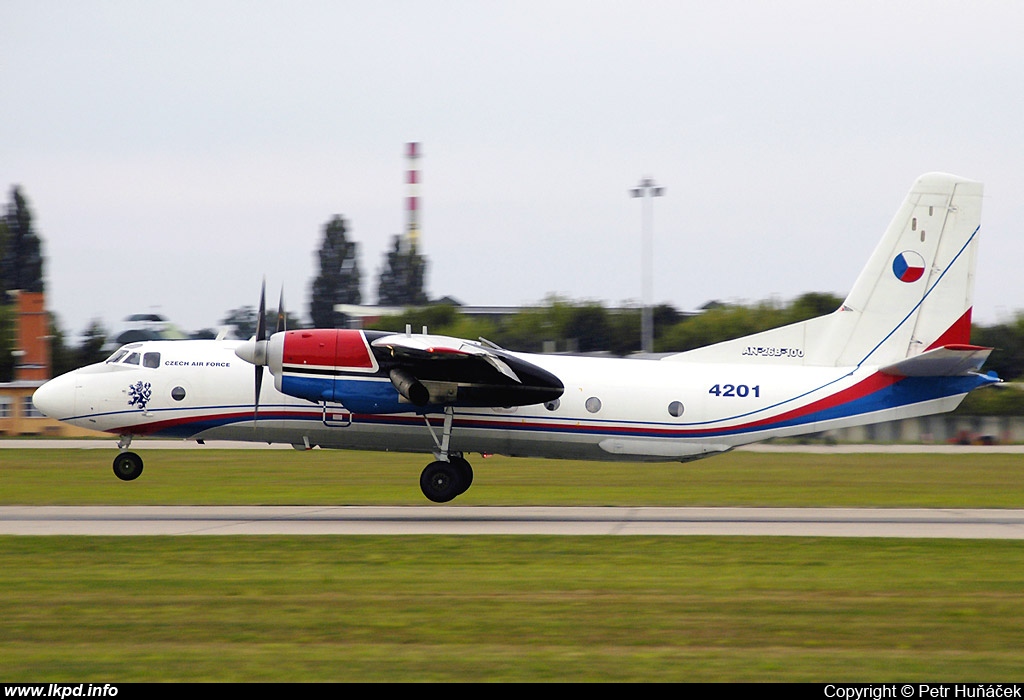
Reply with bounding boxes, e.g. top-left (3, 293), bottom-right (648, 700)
top-left (220, 305), bottom-right (259, 340)
top-left (0, 186), bottom-right (44, 301)
top-left (973, 313), bottom-right (1024, 381)
top-left (48, 314), bottom-right (76, 378)
top-left (784, 292), bottom-right (843, 324)
top-left (310, 215), bottom-right (361, 328)
top-left (377, 235), bottom-right (427, 307)
top-left (0, 186), bottom-right (45, 379)
top-left (0, 214), bottom-right (6, 289)
top-left (218, 302), bottom-right (303, 339)
top-left (76, 320), bottom-right (109, 367)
